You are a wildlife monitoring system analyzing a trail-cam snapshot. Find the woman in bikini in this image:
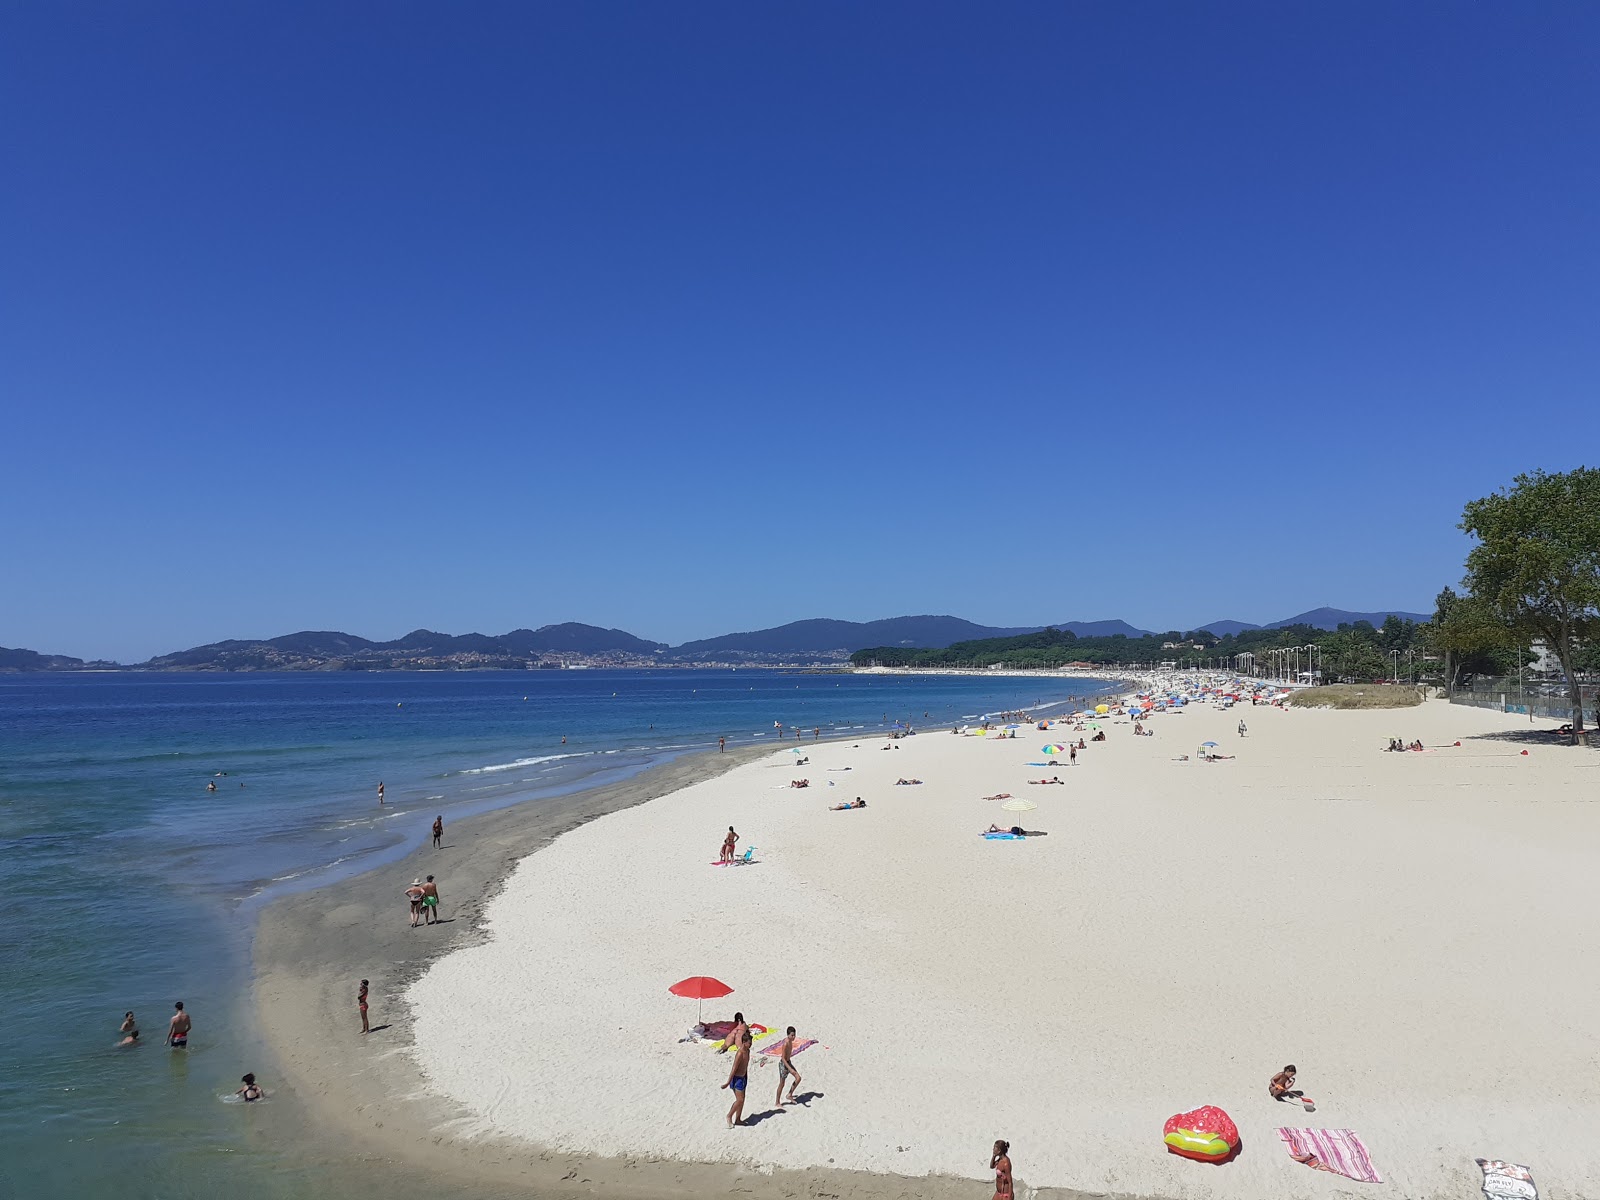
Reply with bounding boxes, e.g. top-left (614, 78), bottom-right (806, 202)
top-left (405, 879), bottom-right (425, 927)
top-left (991, 1140), bottom-right (1013, 1200)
